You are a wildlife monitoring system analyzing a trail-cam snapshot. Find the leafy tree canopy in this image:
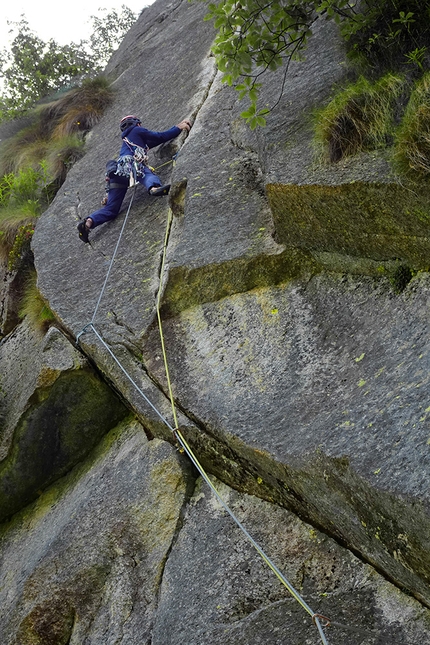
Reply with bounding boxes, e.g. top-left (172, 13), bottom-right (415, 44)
top-left (0, 5), bottom-right (137, 121)
top-left (204, 0), bottom-right (430, 128)
top-left (88, 5), bottom-right (137, 66)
